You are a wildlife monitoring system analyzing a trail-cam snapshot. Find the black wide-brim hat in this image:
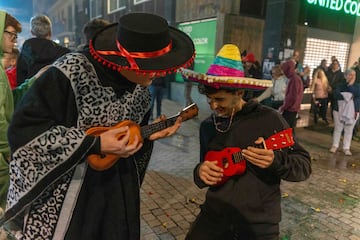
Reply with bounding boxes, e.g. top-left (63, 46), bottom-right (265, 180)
top-left (89, 12), bottom-right (195, 76)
